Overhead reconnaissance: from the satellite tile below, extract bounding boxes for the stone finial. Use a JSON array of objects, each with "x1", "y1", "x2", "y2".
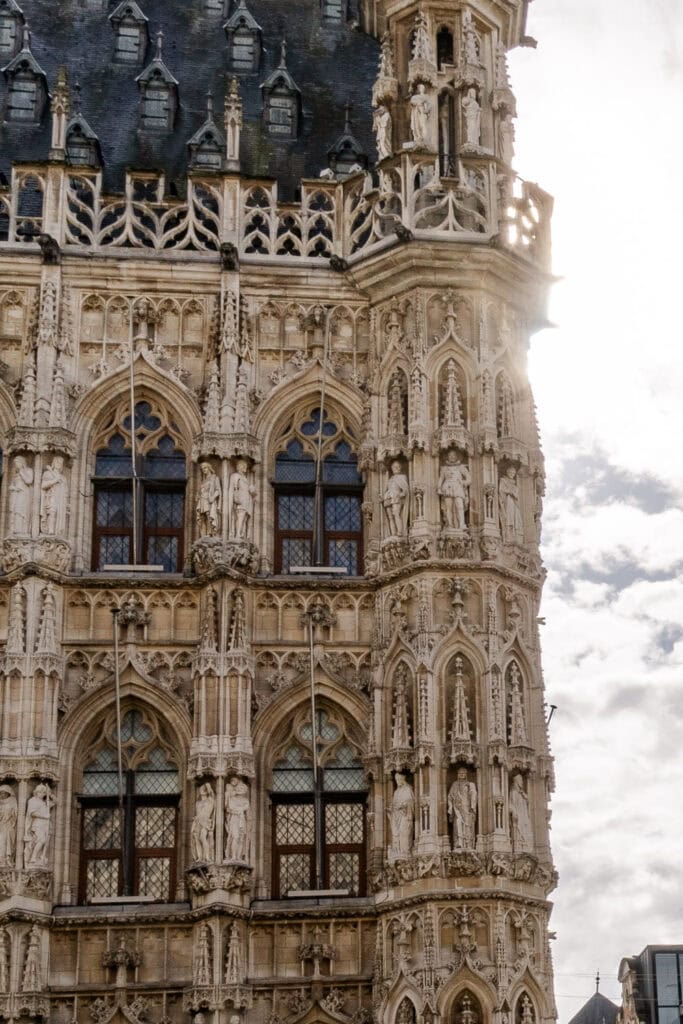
[
  {"x1": 224, "y1": 75, "x2": 242, "y2": 171},
  {"x1": 49, "y1": 67, "x2": 70, "y2": 159}
]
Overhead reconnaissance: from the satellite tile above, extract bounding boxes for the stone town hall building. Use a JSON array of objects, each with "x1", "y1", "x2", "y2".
[{"x1": 0, "y1": 0, "x2": 557, "y2": 1023}]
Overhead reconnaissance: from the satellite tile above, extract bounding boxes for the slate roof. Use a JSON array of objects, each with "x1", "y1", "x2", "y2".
[
  {"x1": 568, "y1": 992, "x2": 620, "y2": 1024},
  {"x1": 0, "y1": 0, "x2": 379, "y2": 199}
]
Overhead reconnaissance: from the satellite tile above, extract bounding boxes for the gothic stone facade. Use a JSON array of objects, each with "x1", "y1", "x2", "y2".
[{"x1": 0, "y1": 2, "x2": 557, "y2": 1024}]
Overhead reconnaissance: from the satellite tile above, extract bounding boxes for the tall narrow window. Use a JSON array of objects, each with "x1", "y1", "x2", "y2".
[
  {"x1": 436, "y1": 26, "x2": 454, "y2": 68},
  {"x1": 438, "y1": 91, "x2": 456, "y2": 176},
  {"x1": 273, "y1": 409, "x2": 364, "y2": 575},
  {"x1": 79, "y1": 708, "x2": 180, "y2": 903},
  {"x1": 92, "y1": 401, "x2": 186, "y2": 572},
  {"x1": 271, "y1": 709, "x2": 367, "y2": 898}
]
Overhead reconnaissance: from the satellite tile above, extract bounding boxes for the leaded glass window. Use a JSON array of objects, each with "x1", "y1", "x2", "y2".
[
  {"x1": 271, "y1": 710, "x2": 366, "y2": 898},
  {"x1": 92, "y1": 401, "x2": 186, "y2": 571},
  {"x1": 273, "y1": 411, "x2": 363, "y2": 574},
  {"x1": 79, "y1": 709, "x2": 179, "y2": 904}
]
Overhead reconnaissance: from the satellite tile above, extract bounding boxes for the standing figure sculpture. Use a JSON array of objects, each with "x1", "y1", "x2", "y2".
[
  {"x1": 191, "y1": 782, "x2": 216, "y2": 863},
  {"x1": 227, "y1": 459, "x2": 256, "y2": 541},
  {"x1": 447, "y1": 768, "x2": 477, "y2": 851},
  {"x1": 462, "y1": 88, "x2": 481, "y2": 148},
  {"x1": 196, "y1": 463, "x2": 222, "y2": 538},
  {"x1": 382, "y1": 460, "x2": 409, "y2": 538},
  {"x1": 388, "y1": 771, "x2": 415, "y2": 861},
  {"x1": 438, "y1": 451, "x2": 471, "y2": 530},
  {"x1": 39, "y1": 456, "x2": 67, "y2": 535},
  {"x1": 22, "y1": 925, "x2": 42, "y2": 992},
  {"x1": 410, "y1": 83, "x2": 431, "y2": 148},
  {"x1": 23, "y1": 782, "x2": 54, "y2": 868},
  {"x1": 8, "y1": 457, "x2": 33, "y2": 535},
  {"x1": 498, "y1": 465, "x2": 523, "y2": 542},
  {"x1": 373, "y1": 104, "x2": 393, "y2": 161},
  {"x1": 0, "y1": 785, "x2": 17, "y2": 866},
  {"x1": 509, "y1": 773, "x2": 533, "y2": 852},
  {"x1": 224, "y1": 776, "x2": 250, "y2": 863}
]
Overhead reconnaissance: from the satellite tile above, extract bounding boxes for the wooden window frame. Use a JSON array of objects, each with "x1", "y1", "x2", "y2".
[
  {"x1": 92, "y1": 478, "x2": 185, "y2": 572},
  {"x1": 274, "y1": 483, "x2": 363, "y2": 574}
]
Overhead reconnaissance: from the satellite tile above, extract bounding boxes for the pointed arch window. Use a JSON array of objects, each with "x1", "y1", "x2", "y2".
[
  {"x1": 92, "y1": 400, "x2": 186, "y2": 572},
  {"x1": 78, "y1": 709, "x2": 180, "y2": 903},
  {"x1": 273, "y1": 408, "x2": 364, "y2": 575},
  {"x1": 271, "y1": 708, "x2": 367, "y2": 898}
]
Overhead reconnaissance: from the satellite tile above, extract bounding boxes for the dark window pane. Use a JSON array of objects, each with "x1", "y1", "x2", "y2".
[
  {"x1": 146, "y1": 536, "x2": 178, "y2": 572},
  {"x1": 135, "y1": 806, "x2": 176, "y2": 848},
  {"x1": 143, "y1": 435, "x2": 186, "y2": 480},
  {"x1": 301, "y1": 409, "x2": 337, "y2": 437},
  {"x1": 322, "y1": 441, "x2": 362, "y2": 484},
  {"x1": 323, "y1": 766, "x2": 366, "y2": 791},
  {"x1": 86, "y1": 859, "x2": 120, "y2": 900},
  {"x1": 275, "y1": 803, "x2": 315, "y2": 845},
  {"x1": 656, "y1": 955, "x2": 679, "y2": 1006},
  {"x1": 95, "y1": 434, "x2": 132, "y2": 477},
  {"x1": 83, "y1": 807, "x2": 121, "y2": 850},
  {"x1": 120, "y1": 710, "x2": 153, "y2": 742},
  {"x1": 137, "y1": 856, "x2": 170, "y2": 899},
  {"x1": 144, "y1": 490, "x2": 184, "y2": 527},
  {"x1": 278, "y1": 494, "x2": 314, "y2": 530},
  {"x1": 99, "y1": 535, "x2": 132, "y2": 567},
  {"x1": 123, "y1": 401, "x2": 161, "y2": 433},
  {"x1": 325, "y1": 494, "x2": 361, "y2": 531},
  {"x1": 275, "y1": 440, "x2": 315, "y2": 483},
  {"x1": 282, "y1": 538, "x2": 311, "y2": 571},
  {"x1": 328, "y1": 851, "x2": 359, "y2": 892},
  {"x1": 96, "y1": 489, "x2": 133, "y2": 527},
  {"x1": 327, "y1": 539, "x2": 357, "y2": 575}
]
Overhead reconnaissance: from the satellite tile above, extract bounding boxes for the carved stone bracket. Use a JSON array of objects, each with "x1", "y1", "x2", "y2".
[
  {"x1": 496, "y1": 437, "x2": 528, "y2": 466},
  {"x1": 192, "y1": 537, "x2": 259, "y2": 574},
  {"x1": 4, "y1": 426, "x2": 78, "y2": 458},
  {"x1": 192, "y1": 431, "x2": 260, "y2": 464},
  {"x1": 380, "y1": 538, "x2": 410, "y2": 572},
  {"x1": 184, "y1": 984, "x2": 253, "y2": 1013},
  {"x1": 452, "y1": 65, "x2": 486, "y2": 90},
  {"x1": 384, "y1": 748, "x2": 417, "y2": 775},
  {"x1": 438, "y1": 531, "x2": 474, "y2": 561},
  {"x1": 1, "y1": 537, "x2": 72, "y2": 572},
  {"x1": 0, "y1": 867, "x2": 52, "y2": 899},
  {"x1": 0, "y1": 756, "x2": 59, "y2": 781},
  {"x1": 376, "y1": 435, "x2": 410, "y2": 462},
  {"x1": 187, "y1": 748, "x2": 255, "y2": 780},
  {"x1": 431, "y1": 427, "x2": 474, "y2": 456},
  {"x1": 186, "y1": 862, "x2": 253, "y2": 895}
]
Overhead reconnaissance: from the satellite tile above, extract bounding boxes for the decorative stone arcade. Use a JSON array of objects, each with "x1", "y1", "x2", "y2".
[{"x1": 0, "y1": 2, "x2": 556, "y2": 1024}]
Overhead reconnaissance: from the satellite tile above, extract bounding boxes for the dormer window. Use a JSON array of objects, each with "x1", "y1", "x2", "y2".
[
  {"x1": 188, "y1": 93, "x2": 224, "y2": 171},
  {"x1": 66, "y1": 123, "x2": 100, "y2": 167},
  {"x1": 321, "y1": 0, "x2": 346, "y2": 21},
  {"x1": 224, "y1": 0, "x2": 261, "y2": 73},
  {"x1": 136, "y1": 32, "x2": 178, "y2": 132},
  {"x1": 2, "y1": 41, "x2": 48, "y2": 125},
  {"x1": 261, "y1": 41, "x2": 300, "y2": 140},
  {"x1": 109, "y1": 1, "x2": 149, "y2": 65},
  {"x1": 0, "y1": 0, "x2": 23, "y2": 60}
]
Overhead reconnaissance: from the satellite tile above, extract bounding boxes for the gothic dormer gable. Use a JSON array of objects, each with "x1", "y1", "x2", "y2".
[
  {"x1": 65, "y1": 115, "x2": 101, "y2": 168},
  {"x1": 188, "y1": 92, "x2": 225, "y2": 171},
  {"x1": 261, "y1": 41, "x2": 300, "y2": 139},
  {"x1": 327, "y1": 104, "x2": 367, "y2": 176},
  {"x1": 0, "y1": 0, "x2": 24, "y2": 61},
  {"x1": 224, "y1": 0, "x2": 261, "y2": 72},
  {"x1": 109, "y1": 0, "x2": 149, "y2": 65},
  {"x1": 1, "y1": 28, "x2": 48, "y2": 124},
  {"x1": 136, "y1": 32, "x2": 178, "y2": 132}
]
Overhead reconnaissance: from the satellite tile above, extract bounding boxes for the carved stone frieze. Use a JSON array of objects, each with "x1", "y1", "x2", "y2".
[
  {"x1": 4, "y1": 426, "x2": 78, "y2": 458},
  {"x1": 0, "y1": 867, "x2": 52, "y2": 898},
  {"x1": 1, "y1": 537, "x2": 72, "y2": 572},
  {"x1": 192, "y1": 431, "x2": 260, "y2": 464},
  {"x1": 185, "y1": 862, "x2": 253, "y2": 894},
  {"x1": 192, "y1": 537, "x2": 259, "y2": 574}
]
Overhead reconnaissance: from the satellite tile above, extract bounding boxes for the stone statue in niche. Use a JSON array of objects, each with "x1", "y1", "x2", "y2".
[
  {"x1": 8, "y1": 456, "x2": 33, "y2": 535},
  {"x1": 388, "y1": 771, "x2": 415, "y2": 861},
  {"x1": 224, "y1": 776, "x2": 250, "y2": 863},
  {"x1": 410, "y1": 84, "x2": 431, "y2": 148},
  {"x1": 499, "y1": 113, "x2": 515, "y2": 166},
  {"x1": 191, "y1": 782, "x2": 216, "y2": 863},
  {"x1": 382, "y1": 460, "x2": 409, "y2": 538},
  {"x1": 194, "y1": 922, "x2": 212, "y2": 987},
  {"x1": 509, "y1": 773, "x2": 533, "y2": 852},
  {"x1": 0, "y1": 784, "x2": 17, "y2": 866},
  {"x1": 196, "y1": 463, "x2": 222, "y2": 538},
  {"x1": 498, "y1": 465, "x2": 523, "y2": 542},
  {"x1": 0, "y1": 928, "x2": 8, "y2": 994},
  {"x1": 39, "y1": 456, "x2": 67, "y2": 535},
  {"x1": 22, "y1": 925, "x2": 42, "y2": 992},
  {"x1": 447, "y1": 767, "x2": 477, "y2": 851},
  {"x1": 373, "y1": 104, "x2": 393, "y2": 161},
  {"x1": 438, "y1": 450, "x2": 471, "y2": 530},
  {"x1": 23, "y1": 782, "x2": 55, "y2": 868},
  {"x1": 462, "y1": 88, "x2": 481, "y2": 148},
  {"x1": 228, "y1": 459, "x2": 256, "y2": 541},
  {"x1": 462, "y1": 9, "x2": 480, "y2": 65}
]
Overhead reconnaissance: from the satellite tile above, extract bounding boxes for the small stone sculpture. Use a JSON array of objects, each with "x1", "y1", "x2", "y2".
[
  {"x1": 22, "y1": 925, "x2": 42, "y2": 992},
  {"x1": 196, "y1": 463, "x2": 222, "y2": 538},
  {"x1": 191, "y1": 782, "x2": 216, "y2": 863},
  {"x1": 23, "y1": 782, "x2": 54, "y2": 868},
  {"x1": 388, "y1": 771, "x2": 415, "y2": 861},
  {"x1": 498, "y1": 465, "x2": 523, "y2": 542},
  {"x1": 499, "y1": 112, "x2": 515, "y2": 166},
  {"x1": 410, "y1": 83, "x2": 431, "y2": 148},
  {"x1": 438, "y1": 451, "x2": 471, "y2": 530},
  {"x1": 462, "y1": 88, "x2": 481, "y2": 147},
  {"x1": 224, "y1": 776, "x2": 250, "y2": 863},
  {"x1": 382, "y1": 460, "x2": 409, "y2": 538},
  {"x1": 447, "y1": 768, "x2": 477, "y2": 851},
  {"x1": 227, "y1": 459, "x2": 256, "y2": 541},
  {"x1": 0, "y1": 785, "x2": 17, "y2": 866},
  {"x1": 509, "y1": 773, "x2": 533, "y2": 852},
  {"x1": 373, "y1": 104, "x2": 393, "y2": 161},
  {"x1": 8, "y1": 456, "x2": 33, "y2": 535},
  {"x1": 39, "y1": 456, "x2": 67, "y2": 535}
]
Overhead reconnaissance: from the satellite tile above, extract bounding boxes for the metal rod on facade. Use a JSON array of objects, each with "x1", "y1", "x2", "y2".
[
  {"x1": 308, "y1": 616, "x2": 324, "y2": 891},
  {"x1": 312, "y1": 310, "x2": 331, "y2": 566},
  {"x1": 128, "y1": 308, "x2": 138, "y2": 565},
  {"x1": 112, "y1": 608, "x2": 127, "y2": 894}
]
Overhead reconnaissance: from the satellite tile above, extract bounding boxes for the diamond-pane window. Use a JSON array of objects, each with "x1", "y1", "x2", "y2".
[
  {"x1": 83, "y1": 807, "x2": 121, "y2": 849},
  {"x1": 275, "y1": 803, "x2": 315, "y2": 845},
  {"x1": 138, "y1": 856, "x2": 170, "y2": 899},
  {"x1": 135, "y1": 806, "x2": 176, "y2": 847},
  {"x1": 86, "y1": 859, "x2": 120, "y2": 900},
  {"x1": 328, "y1": 852, "x2": 359, "y2": 891}
]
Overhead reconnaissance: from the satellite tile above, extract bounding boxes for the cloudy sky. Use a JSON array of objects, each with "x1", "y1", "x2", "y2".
[{"x1": 509, "y1": 1, "x2": 683, "y2": 1020}]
